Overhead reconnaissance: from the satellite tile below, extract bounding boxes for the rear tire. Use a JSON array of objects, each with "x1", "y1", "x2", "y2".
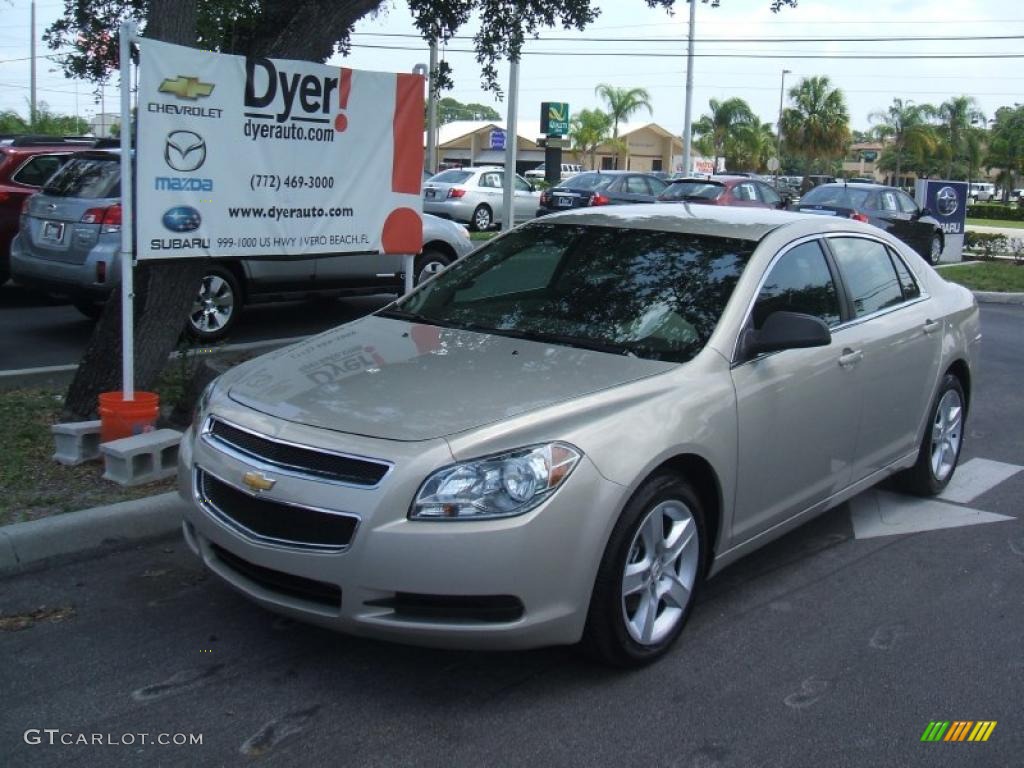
[
  {"x1": 581, "y1": 473, "x2": 706, "y2": 667},
  {"x1": 896, "y1": 373, "x2": 966, "y2": 496},
  {"x1": 470, "y1": 205, "x2": 493, "y2": 232},
  {"x1": 185, "y1": 265, "x2": 242, "y2": 343},
  {"x1": 927, "y1": 233, "x2": 943, "y2": 265}
]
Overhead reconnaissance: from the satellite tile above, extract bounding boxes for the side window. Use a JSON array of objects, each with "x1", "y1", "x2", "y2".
[
  {"x1": 829, "y1": 237, "x2": 905, "y2": 317},
  {"x1": 648, "y1": 177, "x2": 668, "y2": 195},
  {"x1": 879, "y1": 191, "x2": 899, "y2": 212},
  {"x1": 625, "y1": 176, "x2": 649, "y2": 194},
  {"x1": 752, "y1": 240, "x2": 842, "y2": 329},
  {"x1": 735, "y1": 183, "x2": 757, "y2": 201},
  {"x1": 12, "y1": 155, "x2": 67, "y2": 187},
  {"x1": 513, "y1": 175, "x2": 531, "y2": 192},
  {"x1": 889, "y1": 249, "x2": 921, "y2": 300},
  {"x1": 479, "y1": 172, "x2": 499, "y2": 188},
  {"x1": 896, "y1": 191, "x2": 919, "y2": 214},
  {"x1": 757, "y1": 182, "x2": 782, "y2": 206}
]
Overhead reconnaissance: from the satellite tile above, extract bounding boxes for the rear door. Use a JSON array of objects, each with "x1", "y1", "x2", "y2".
[{"x1": 894, "y1": 189, "x2": 933, "y2": 256}]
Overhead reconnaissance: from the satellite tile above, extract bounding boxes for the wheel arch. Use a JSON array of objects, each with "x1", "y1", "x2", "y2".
[
  {"x1": 421, "y1": 240, "x2": 457, "y2": 260},
  {"x1": 650, "y1": 453, "x2": 723, "y2": 574},
  {"x1": 946, "y1": 358, "x2": 971, "y2": 412}
]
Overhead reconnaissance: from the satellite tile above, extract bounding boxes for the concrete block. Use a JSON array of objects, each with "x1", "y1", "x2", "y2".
[
  {"x1": 102, "y1": 429, "x2": 182, "y2": 486},
  {"x1": 51, "y1": 420, "x2": 103, "y2": 465}
]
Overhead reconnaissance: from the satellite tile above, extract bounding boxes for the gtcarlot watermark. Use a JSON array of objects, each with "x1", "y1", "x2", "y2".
[{"x1": 24, "y1": 729, "x2": 203, "y2": 746}]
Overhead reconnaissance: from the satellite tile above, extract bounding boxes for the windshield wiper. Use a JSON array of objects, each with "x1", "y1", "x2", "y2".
[{"x1": 375, "y1": 307, "x2": 435, "y2": 324}]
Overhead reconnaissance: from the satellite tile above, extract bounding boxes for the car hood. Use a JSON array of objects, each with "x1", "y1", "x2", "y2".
[{"x1": 226, "y1": 315, "x2": 676, "y2": 441}]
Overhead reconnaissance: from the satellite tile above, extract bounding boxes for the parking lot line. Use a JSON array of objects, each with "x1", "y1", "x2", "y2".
[{"x1": 937, "y1": 458, "x2": 1024, "y2": 504}]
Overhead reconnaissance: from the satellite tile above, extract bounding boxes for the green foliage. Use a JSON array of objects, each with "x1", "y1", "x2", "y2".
[
  {"x1": 594, "y1": 84, "x2": 652, "y2": 138},
  {"x1": 693, "y1": 97, "x2": 755, "y2": 170},
  {"x1": 0, "y1": 102, "x2": 90, "y2": 137},
  {"x1": 986, "y1": 105, "x2": 1024, "y2": 198},
  {"x1": 869, "y1": 98, "x2": 937, "y2": 182},
  {"x1": 569, "y1": 108, "x2": 612, "y2": 169},
  {"x1": 435, "y1": 97, "x2": 501, "y2": 125},
  {"x1": 967, "y1": 203, "x2": 1024, "y2": 222},
  {"x1": 781, "y1": 76, "x2": 850, "y2": 173}
]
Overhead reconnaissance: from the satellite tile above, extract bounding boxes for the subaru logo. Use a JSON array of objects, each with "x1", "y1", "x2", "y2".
[
  {"x1": 936, "y1": 186, "x2": 958, "y2": 217},
  {"x1": 162, "y1": 206, "x2": 202, "y2": 233},
  {"x1": 165, "y1": 130, "x2": 206, "y2": 172}
]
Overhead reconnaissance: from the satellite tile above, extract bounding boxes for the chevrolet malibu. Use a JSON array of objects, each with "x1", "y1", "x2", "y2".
[{"x1": 179, "y1": 205, "x2": 980, "y2": 666}]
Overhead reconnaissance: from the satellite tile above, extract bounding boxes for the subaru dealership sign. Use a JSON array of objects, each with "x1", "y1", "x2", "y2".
[
  {"x1": 137, "y1": 39, "x2": 424, "y2": 260},
  {"x1": 916, "y1": 179, "x2": 968, "y2": 263}
]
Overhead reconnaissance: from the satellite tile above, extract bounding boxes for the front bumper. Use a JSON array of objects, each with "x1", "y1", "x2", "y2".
[{"x1": 177, "y1": 406, "x2": 623, "y2": 650}]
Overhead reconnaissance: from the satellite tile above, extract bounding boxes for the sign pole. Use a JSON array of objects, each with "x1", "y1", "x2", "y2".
[
  {"x1": 119, "y1": 21, "x2": 137, "y2": 400},
  {"x1": 502, "y1": 57, "x2": 520, "y2": 232}
]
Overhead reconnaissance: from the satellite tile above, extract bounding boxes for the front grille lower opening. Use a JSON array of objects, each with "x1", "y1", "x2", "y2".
[
  {"x1": 365, "y1": 593, "x2": 525, "y2": 624},
  {"x1": 210, "y1": 543, "x2": 342, "y2": 610}
]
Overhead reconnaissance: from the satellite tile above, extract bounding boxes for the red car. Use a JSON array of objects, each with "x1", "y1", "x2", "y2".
[
  {"x1": 658, "y1": 175, "x2": 789, "y2": 210},
  {"x1": 0, "y1": 137, "x2": 92, "y2": 284}
]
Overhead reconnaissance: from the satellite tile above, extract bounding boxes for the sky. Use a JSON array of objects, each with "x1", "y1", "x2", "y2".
[{"x1": 1, "y1": 0, "x2": 1020, "y2": 134}]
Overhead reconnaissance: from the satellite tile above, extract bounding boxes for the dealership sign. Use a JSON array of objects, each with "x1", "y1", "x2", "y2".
[
  {"x1": 137, "y1": 39, "x2": 424, "y2": 260},
  {"x1": 915, "y1": 179, "x2": 967, "y2": 263}
]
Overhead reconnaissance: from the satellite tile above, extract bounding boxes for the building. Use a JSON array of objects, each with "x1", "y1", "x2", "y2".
[
  {"x1": 591, "y1": 123, "x2": 683, "y2": 173},
  {"x1": 89, "y1": 112, "x2": 120, "y2": 138}
]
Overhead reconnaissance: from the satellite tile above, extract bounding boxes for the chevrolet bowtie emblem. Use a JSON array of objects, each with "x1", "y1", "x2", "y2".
[
  {"x1": 159, "y1": 76, "x2": 215, "y2": 100},
  {"x1": 242, "y1": 471, "x2": 276, "y2": 492}
]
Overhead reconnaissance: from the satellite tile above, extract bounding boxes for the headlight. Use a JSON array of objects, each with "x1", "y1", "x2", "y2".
[
  {"x1": 191, "y1": 380, "x2": 217, "y2": 434},
  {"x1": 410, "y1": 443, "x2": 581, "y2": 521}
]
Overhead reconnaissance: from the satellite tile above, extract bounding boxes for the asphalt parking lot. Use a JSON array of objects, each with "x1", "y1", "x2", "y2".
[{"x1": 1, "y1": 304, "x2": 1021, "y2": 768}]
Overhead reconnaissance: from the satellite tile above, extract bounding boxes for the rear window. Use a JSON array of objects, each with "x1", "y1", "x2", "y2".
[
  {"x1": 800, "y1": 185, "x2": 871, "y2": 209},
  {"x1": 430, "y1": 170, "x2": 472, "y2": 184},
  {"x1": 13, "y1": 154, "x2": 69, "y2": 187},
  {"x1": 563, "y1": 173, "x2": 614, "y2": 191},
  {"x1": 660, "y1": 181, "x2": 725, "y2": 201},
  {"x1": 42, "y1": 156, "x2": 120, "y2": 198}
]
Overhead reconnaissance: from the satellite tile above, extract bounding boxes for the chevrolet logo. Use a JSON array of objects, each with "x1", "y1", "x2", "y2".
[
  {"x1": 159, "y1": 76, "x2": 215, "y2": 100},
  {"x1": 242, "y1": 471, "x2": 276, "y2": 492}
]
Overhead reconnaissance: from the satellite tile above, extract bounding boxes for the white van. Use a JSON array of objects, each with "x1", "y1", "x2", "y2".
[
  {"x1": 968, "y1": 182, "x2": 995, "y2": 202},
  {"x1": 525, "y1": 163, "x2": 583, "y2": 181}
]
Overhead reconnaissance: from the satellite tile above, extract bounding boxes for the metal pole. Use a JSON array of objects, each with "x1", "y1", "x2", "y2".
[
  {"x1": 119, "y1": 22, "x2": 136, "y2": 400},
  {"x1": 30, "y1": 1, "x2": 36, "y2": 125},
  {"x1": 502, "y1": 57, "x2": 520, "y2": 232},
  {"x1": 775, "y1": 68, "x2": 790, "y2": 187},
  {"x1": 427, "y1": 37, "x2": 439, "y2": 174},
  {"x1": 681, "y1": 0, "x2": 697, "y2": 176}
]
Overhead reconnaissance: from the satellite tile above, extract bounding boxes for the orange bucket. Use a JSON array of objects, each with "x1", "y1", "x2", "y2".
[{"x1": 98, "y1": 391, "x2": 160, "y2": 443}]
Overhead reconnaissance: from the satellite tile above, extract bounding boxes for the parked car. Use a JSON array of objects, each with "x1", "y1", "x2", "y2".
[
  {"x1": 800, "y1": 174, "x2": 836, "y2": 196},
  {"x1": 525, "y1": 162, "x2": 583, "y2": 181},
  {"x1": 422, "y1": 167, "x2": 539, "y2": 231},
  {"x1": 968, "y1": 182, "x2": 995, "y2": 203},
  {"x1": 795, "y1": 182, "x2": 944, "y2": 264},
  {"x1": 536, "y1": 171, "x2": 668, "y2": 216},
  {"x1": 658, "y1": 175, "x2": 788, "y2": 209},
  {"x1": 179, "y1": 204, "x2": 978, "y2": 665},
  {"x1": 10, "y1": 150, "x2": 474, "y2": 340},
  {"x1": 0, "y1": 137, "x2": 94, "y2": 284}
]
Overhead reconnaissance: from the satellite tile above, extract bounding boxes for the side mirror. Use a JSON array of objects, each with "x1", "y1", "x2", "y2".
[{"x1": 740, "y1": 311, "x2": 831, "y2": 359}]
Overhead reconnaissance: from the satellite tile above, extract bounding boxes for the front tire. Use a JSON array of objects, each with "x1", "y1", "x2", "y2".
[
  {"x1": 582, "y1": 473, "x2": 706, "y2": 667},
  {"x1": 414, "y1": 249, "x2": 453, "y2": 285},
  {"x1": 896, "y1": 373, "x2": 965, "y2": 496},
  {"x1": 186, "y1": 265, "x2": 241, "y2": 342},
  {"x1": 470, "y1": 205, "x2": 493, "y2": 232},
  {"x1": 928, "y1": 233, "x2": 943, "y2": 265}
]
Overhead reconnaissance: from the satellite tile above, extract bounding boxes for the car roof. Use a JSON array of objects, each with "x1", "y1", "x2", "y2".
[
  {"x1": 811, "y1": 182, "x2": 887, "y2": 191},
  {"x1": 532, "y1": 202, "x2": 848, "y2": 242}
]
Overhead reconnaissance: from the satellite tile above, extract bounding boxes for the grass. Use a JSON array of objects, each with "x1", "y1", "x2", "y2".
[
  {"x1": 0, "y1": 388, "x2": 175, "y2": 526},
  {"x1": 939, "y1": 261, "x2": 1024, "y2": 292},
  {"x1": 967, "y1": 218, "x2": 1024, "y2": 230},
  {"x1": 470, "y1": 231, "x2": 498, "y2": 242}
]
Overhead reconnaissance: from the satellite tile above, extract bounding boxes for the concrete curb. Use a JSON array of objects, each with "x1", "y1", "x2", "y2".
[
  {"x1": 0, "y1": 492, "x2": 185, "y2": 573},
  {"x1": 973, "y1": 291, "x2": 1024, "y2": 305}
]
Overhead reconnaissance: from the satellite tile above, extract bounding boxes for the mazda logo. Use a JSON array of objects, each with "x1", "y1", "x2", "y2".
[
  {"x1": 936, "y1": 186, "x2": 958, "y2": 217},
  {"x1": 165, "y1": 130, "x2": 206, "y2": 172},
  {"x1": 162, "y1": 206, "x2": 202, "y2": 233}
]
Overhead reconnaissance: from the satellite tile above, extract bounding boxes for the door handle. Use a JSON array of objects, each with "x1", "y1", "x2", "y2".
[
  {"x1": 838, "y1": 348, "x2": 863, "y2": 369},
  {"x1": 923, "y1": 319, "x2": 940, "y2": 335}
]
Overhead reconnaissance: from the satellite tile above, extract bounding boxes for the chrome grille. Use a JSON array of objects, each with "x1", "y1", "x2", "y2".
[{"x1": 204, "y1": 418, "x2": 390, "y2": 487}]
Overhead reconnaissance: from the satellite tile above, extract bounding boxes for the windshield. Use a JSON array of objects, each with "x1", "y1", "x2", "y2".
[
  {"x1": 660, "y1": 181, "x2": 725, "y2": 201},
  {"x1": 383, "y1": 223, "x2": 754, "y2": 363},
  {"x1": 42, "y1": 155, "x2": 120, "y2": 198},
  {"x1": 800, "y1": 185, "x2": 871, "y2": 209},
  {"x1": 562, "y1": 173, "x2": 614, "y2": 191}
]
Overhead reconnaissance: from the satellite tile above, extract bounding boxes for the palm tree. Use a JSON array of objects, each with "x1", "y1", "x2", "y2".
[
  {"x1": 569, "y1": 108, "x2": 612, "y2": 170},
  {"x1": 594, "y1": 84, "x2": 653, "y2": 139},
  {"x1": 728, "y1": 117, "x2": 776, "y2": 172},
  {"x1": 780, "y1": 76, "x2": 850, "y2": 173},
  {"x1": 937, "y1": 96, "x2": 985, "y2": 179},
  {"x1": 869, "y1": 98, "x2": 936, "y2": 187},
  {"x1": 693, "y1": 97, "x2": 755, "y2": 172}
]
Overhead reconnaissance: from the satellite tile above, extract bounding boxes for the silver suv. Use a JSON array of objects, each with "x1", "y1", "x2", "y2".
[{"x1": 10, "y1": 150, "x2": 474, "y2": 340}]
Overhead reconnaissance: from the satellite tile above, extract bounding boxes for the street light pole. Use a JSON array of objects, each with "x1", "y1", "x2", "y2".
[
  {"x1": 681, "y1": 0, "x2": 697, "y2": 176},
  {"x1": 775, "y1": 68, "x2": 790, "y2": 187}
]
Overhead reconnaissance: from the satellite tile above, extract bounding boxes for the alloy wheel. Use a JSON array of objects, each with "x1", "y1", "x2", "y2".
[
  {"x1": 191, "y1": 274, "x2": 235, "y2": 334},
  {"x1": 930, "y1": 235, "x2": 942, "y2": 264},
  {"x1": 620, "y1": 500, "x2": 700, "y2": 646},
  {"x1": 930, "y1": 389, "x2": 963, "y2": 482}
]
